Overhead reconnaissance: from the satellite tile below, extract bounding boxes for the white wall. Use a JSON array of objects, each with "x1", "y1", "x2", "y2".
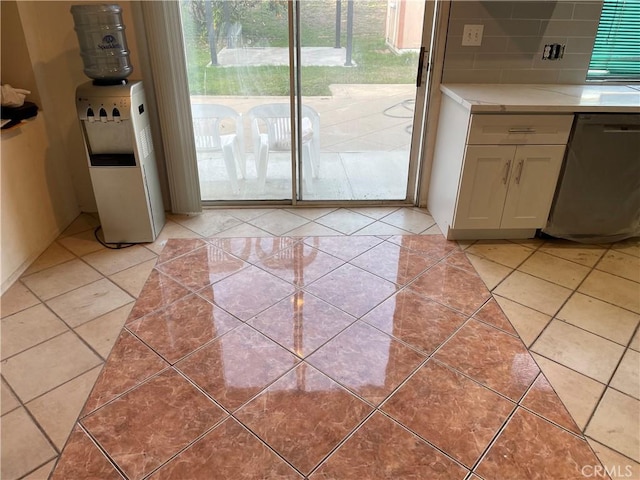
[{"x1": 442, "y1": 1, "x2": 603, "y2": 84}]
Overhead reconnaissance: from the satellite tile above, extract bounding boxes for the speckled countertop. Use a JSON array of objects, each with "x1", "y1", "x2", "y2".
[{"x1": 441, "y1": 84, "x2": 640, "y2": 113}]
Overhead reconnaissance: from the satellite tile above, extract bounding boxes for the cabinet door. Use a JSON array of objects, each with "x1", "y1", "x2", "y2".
[
  {"x1": 453, "y1": 145, "x2": 515, "y2": 229},
  {"x1": 500, "y1": 145, "x2": 565, "y2": 229}
]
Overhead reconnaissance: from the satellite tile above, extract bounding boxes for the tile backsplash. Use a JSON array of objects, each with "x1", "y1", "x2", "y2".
[{"x1": 443, "y1": 1, "x2": 603, "y2": 84}]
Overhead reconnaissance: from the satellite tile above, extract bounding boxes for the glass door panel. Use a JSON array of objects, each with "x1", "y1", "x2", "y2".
[
  {"x1": 298, "y1": 0, "x2": 430, "y2": 201},
  {"x1": 180, "y1": 0, "x2": 294, "y2": 201}
]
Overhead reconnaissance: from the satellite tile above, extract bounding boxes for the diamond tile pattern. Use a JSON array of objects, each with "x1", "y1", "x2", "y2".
[{"x1": 49, "y1": 235, "x2": 608, "y2": 478}]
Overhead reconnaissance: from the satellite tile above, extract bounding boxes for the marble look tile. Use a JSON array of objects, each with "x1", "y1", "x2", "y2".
[
  {"x1": 200, "y1": 266, "x2": 295, "y2": 321},
  {"x1": 463, "y1": 254, "x2": 513, "y2": 290},
  {"x1": 1, "y1": 379, "x2": 20, "y2": 415},
  {"x1": 494, "y1": 271, "x2": 572, "y2": 316},
  {"x1": 422, "y1": 224, "x2": 443, "y2": 235},
  {"x1": 235, "y1": 364, "x2": 372, "y2": 475},
  {"x1": 82, "y1": 330, "x2": 168, "y2": 415},
  {"x1": 177, "y1": 325, "x2": 299, "y2": 411},
  {"x1": 156, "y1": 245, "x2": 246, "y2": 291},
  {"x1": 82, "y1": 368, "x2": 226, "y2": 480},
  {"x1": 127, "y1": 270, "x2": 190, "y2": 322},
  {"x1": 1, "y1": 304, "x2": 68, "y2": 360},
  {"x1": 531, "y1": 354, "x2": 606, "y2": 431},
  {"x1": 248, "y1": 210, "x2": 309, "y2": 236},
  {"x1": 1, "y1": 331, "x2": 101, "y2": 402},
  {"x1": 307, "y1": 322, "x2": 425, "y2": 405},
  {"x1": 587, "y1": 389, "x2": 640, "y2": 462},
  {"x1": 23, "y1": 242, "x2": 75, "y2": 276},
  {"x1": 521, "y1": 374, "x2": 581, "y2": 434},
  {"x1": 75, "y1": 302, "x2": 133, "y2": 359},
  {"x1": 310, "y1": 412, "x2": 468, "y2": 480},
  {"x1": 579, "y1": 270, "x2": 640, "y2": 314},
  {"x1": 588, "y1": 438, "x2": 640, "y2": 480},
  {"x1": 315, "y1": 209, "x2": 374, "y2": 234},
  {"x1": 46, "y1": 278, "x2": 133, "y2": 328},
  {"x1": 209, "y1": 222, "x2": 273, "y2": 238},
  {"x1": 56, "y1": 229, "x2": 104, "y2": 256},
  {"x1": 596, "y1": 250, "x2": 640, "y2": 283},
  {"x1": 538, "y1": 240, "x2": 606, "y2": 267},
  {"x1": 494, "y1": 295, "x2": 551, "y2": 347},
  {"x1": 442, "y1": 250, "x2": 476, "y2": 275},
  {"x1": 382, "y1": 361, "x2": 514, "y2": 468},
  {"x1": 387, "y1": 234, "x2": 459, "y2": 260},
  {"x1": 50, "y1": 426, "x2": 122, "y2": 480},
  {"x1": 1, "y1": 408, "x2": 57, "y2": 480},
  {"x1": 435, "y1": 320, "x2": 539, "y2": 401},
  {"x1": 305, "y1": 236, "x2": 383, "y2": 261},
  {"x1": 611, "y1": 238, "x2": 640, "y2": 258},
  {"x1": 210, "y1": 237, "x2": 300, "y2": 264},
  {"x1": 82, "y1": 245, "x2": 157, "y2": 276},
  {"x1": 473, "y1": 297, "x2": 518, "y2": 335},
  {"x1": 350, "y1": 242, "x2": 438, "y2": 285},
  {"x1": 212, "y1": 208, "x2": 274, "y2": 222},
  {"x1": 610, "y1": 349, "x2": 640, "y2": 399},
  {"x1": 256, "y1": 243, "x2": 343, "y2": 287},
  {"x1": 379, "y1": 208, "x2": 436, "y2": 234},
  {"x1": 249, "y1": 292, "x2": 355, "y2": 357},
  {"x1": 409, "y1": 263, "x2": 491, "y2": 316},
  {"x1": 465, "y1": 240, "x2": 534, "y2": 268},
  {"x1": 26, "y1": 366, "x2": 101, "y2": 449},
  {"x1": 21, "y1": 259, "x2": 102, "y2": 301},
  {"x1": 0, "y1": 282, "x2": 39, "y2": 318},
  {"x1": 150, "y1": 418, "x2": 301, "y2": 479},
  {"x1": 519, "y1": 251, "x2": 591, "y2": 289},
  {"x1": 532, "y1": 320, "x2": 625, "y2": 383},
  {"x1": 306, "y1": 264, "x2": 397, "y2": 318},
  {"x1": 156, "y1": 238, "x2": 207, "y2": 265},
  {"x1": 476, "y1": 408, "x2": 601, "y2": 480},
  {"x1": 363, "y1": 290, "x2": 466, "y2": 354},
  {"x1": 556, "y1": 293, "x2": 640, "y2": 346},
  {"x1": 109, "y1": 258, "x2": 158, "y2": 297},
  {"x1": 128, "y1": 294, "x2": 241, "y2": 364}
]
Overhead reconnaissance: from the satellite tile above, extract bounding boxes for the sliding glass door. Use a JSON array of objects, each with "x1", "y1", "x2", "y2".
[{"x1": 179, "y1": 0, "x2": 433, "y2": 203}]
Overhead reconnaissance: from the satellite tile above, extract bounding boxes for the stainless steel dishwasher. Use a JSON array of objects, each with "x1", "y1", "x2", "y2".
[{"x1": 544, "y1": 113, "x2": 640, "y2": 243}]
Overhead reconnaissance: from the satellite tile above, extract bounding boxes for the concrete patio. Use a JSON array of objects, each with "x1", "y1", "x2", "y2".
[{"x1": 191, "y1": 84, "x2": 417, "y2": 201}]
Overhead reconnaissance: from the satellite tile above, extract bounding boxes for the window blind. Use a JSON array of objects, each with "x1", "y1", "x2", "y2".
[{"x1": 588, "y1": 0, "x2": 640, "y2": 80}]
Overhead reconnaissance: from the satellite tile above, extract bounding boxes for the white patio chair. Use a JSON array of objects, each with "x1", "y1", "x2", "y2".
[
  {"x1": 246, "y1": 103, "x2": 320, "y2": 190},
  {"x1": 191, "y1": 104, "x2": 245, "y2": 192}
]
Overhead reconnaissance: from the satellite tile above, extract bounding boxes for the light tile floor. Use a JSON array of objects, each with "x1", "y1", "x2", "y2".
[{"x1": 1, "y1": 207, "x2": 638, "y2": 479}]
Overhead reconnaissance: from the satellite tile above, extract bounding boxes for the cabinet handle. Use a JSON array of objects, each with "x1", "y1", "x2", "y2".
[
  {"x1": 502, "y1": 160, "x2": 511, "y2": 184},
  {"x1": 508, "y1": 127, "x2": 536, "y2": 134},
  {"x1": 515, "y1": 160, "x2": 524, "y2": 184}
]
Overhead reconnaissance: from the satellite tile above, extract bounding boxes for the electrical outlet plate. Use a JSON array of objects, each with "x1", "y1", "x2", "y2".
[{"x1": 462, "y1": 24, "x2": 484, "y2": 46}]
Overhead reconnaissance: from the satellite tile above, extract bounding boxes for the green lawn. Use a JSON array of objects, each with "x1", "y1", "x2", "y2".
[{"x1": 182, "y1": 0, "x2": 418, "y2": 96}]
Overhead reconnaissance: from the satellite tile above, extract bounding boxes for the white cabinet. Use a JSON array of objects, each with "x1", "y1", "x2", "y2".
[
  {"x1": 427, "y1": 94, "x2": 573, "y2": 239},
  {"x1": 454, "y1": 144, "x2": 566, "y2": 230}
]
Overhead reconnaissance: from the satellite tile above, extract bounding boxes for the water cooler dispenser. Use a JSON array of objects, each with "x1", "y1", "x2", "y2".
[
  {"x1": 72, "y1": 4, "x2": 164, "y2": 243},
  {"x1": 76, "y1": 81, "x2": 165, "y2": 243}
]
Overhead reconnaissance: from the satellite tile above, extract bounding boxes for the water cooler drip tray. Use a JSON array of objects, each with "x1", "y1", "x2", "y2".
[{"x1": 89, "y1": 153, "x2": 136, "y2": 167}]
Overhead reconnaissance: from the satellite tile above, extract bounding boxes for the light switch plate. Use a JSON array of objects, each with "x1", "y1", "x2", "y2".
[{"x1": 462, "y1": 24, "x2": 484, "y2": 46}]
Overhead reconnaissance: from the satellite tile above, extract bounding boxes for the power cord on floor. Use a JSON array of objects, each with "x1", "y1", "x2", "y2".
[
  {"x1": 383, "y1": 98, "x2": 415, "y2": 134},
  {"x1": 94, "y1": 226, "x2": 137, "y2": 249}
]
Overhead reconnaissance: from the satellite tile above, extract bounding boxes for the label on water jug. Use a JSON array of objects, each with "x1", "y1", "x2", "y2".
[{"x1": 98, "y1": 34, "x2": 122, "y2": 50}]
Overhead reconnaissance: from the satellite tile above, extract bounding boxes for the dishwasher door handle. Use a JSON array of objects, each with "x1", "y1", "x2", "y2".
[{"x1": 603, "y1": 125, "x2": 640, "y2": 133}]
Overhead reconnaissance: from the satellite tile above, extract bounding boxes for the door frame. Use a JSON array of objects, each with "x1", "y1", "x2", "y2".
[{"x1": 137, "y1": 0, "x2": 447, "y2": 211}]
